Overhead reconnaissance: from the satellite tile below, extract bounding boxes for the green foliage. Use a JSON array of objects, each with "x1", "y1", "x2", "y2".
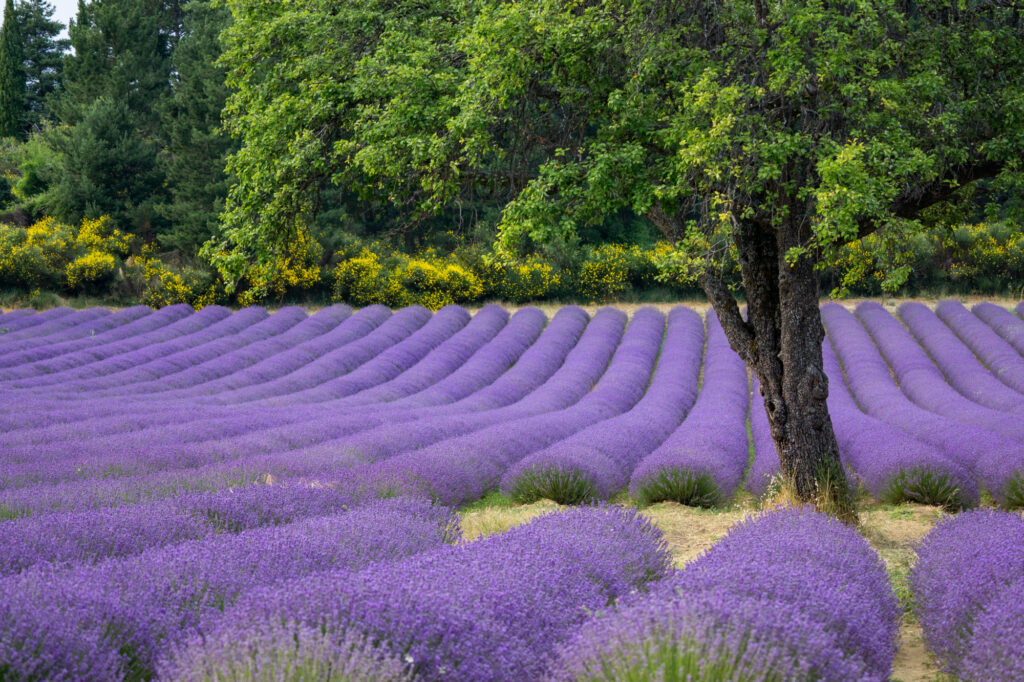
[
  {"x1": 155, "y1": 0, "x2": 235, "y2": 254},
  {"x1": 1002, "y1": 472, "x2": 1024, "y2": 511},
  {"x1": 43, "y1": 97, "x2": 163, "y2": 234},
  {"x1": 881, "y1": 467, "x2": 967, "y2": 511},
  {"x1": 506, "y1": 467, "x2": 597, "y2": 506},
  {"x1": 14, "y1": 0, "x2": 68, "y2": 134},
  {"x1": 0, "y1": 0, "x2": 25, "y2": 138}
]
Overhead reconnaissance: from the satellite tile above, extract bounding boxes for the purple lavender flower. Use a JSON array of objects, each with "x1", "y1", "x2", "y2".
[
  {"x1": 629, "y1": 310, "x2": 750, "y2": 506},
  {"x1": 0, "y1": 498, "x2": 458, "y2": 680},
  {"x1": 160, "y1": 622, "x2": 414, "y2": 682},
  {"x1": 551, "y1": 506, "x2": 899, "y2": 682},
  {"x1": 911, "y1": 509, "x2": 1024, "y2": 678},
  {"x1": 197, "y1": 505, "x2": 671, "y2": 682},
  {"x1": 973, "y1": 301, "x2": 1024, "y2": 357}
]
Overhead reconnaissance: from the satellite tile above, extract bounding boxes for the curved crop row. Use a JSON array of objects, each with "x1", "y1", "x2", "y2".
[
  {"x1": 629, "y1": 310, "x2": 749, "y2": 506},
  {"x1": 899, "y1": 302, "x2": 1024, "y2": 414},
  {"x1": 365, "y1": 308, "x2": 665, "y2": 506},
  {"x1": 935, "y1": 300, "x2": 1024, "y2": 395},
  {"x1": 823, "y1": 341, "x2": 977, "y2": 507},
  {"x1": 550, "y1": 507, "x2": 899, "y2": 681},
  {"x1": 167, "y1": 505, "x2": 672, "y2": 682},
  {"x1": 500, "y1": 306, "x2": 704, "y2": 504},
  {"x1": 972, "y1": 301, "x2": 1024, "y2": 357},
  {"x1": 0, "y1": 498, "x2": 458, "y2": 681}
]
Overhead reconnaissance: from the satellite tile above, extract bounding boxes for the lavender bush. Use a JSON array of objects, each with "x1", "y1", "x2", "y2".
[
  {"x1": 911, "y1": 509, "x2": 1024, "y2": 678},
  {"x1": 551, "y1": 507, "x2": 900, "y2": 681}
]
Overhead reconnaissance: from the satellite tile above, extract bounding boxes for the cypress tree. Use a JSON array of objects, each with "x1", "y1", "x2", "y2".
[
  {"x1": 15, "y1": 0, "x2": 68, "y2": 133},
  {"x1": 0, "y1": 0, "x2": 25, "y2": 138}
]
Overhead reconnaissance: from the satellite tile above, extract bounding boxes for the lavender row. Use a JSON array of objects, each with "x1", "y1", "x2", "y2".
[
  {"x1": 501, "y1": 306, "x2": 705, "y2": 504},
  {"x1": 0, "y1": 308, "x2": 584, "y2": 517},
  {"x1": 0, "y1": 307, "x2": 122, "y2": 356},
  {"x1": 364, "y1": 307, "x2": 665, "y2": 506},
  {"x1": 0, "y1": 306, "x2": 158, "y2": 359},
  {"x1": 745, "y1": 377, "x2": 777, "y2": 497},
  {"x1": 0, "y1": 306, "x2": 507, "y2": 486},
  {"x1": 551, "y1": 507, "x2": 900, "y2": 681},
  {"x1": 0, "y1": 306, "x2": 77, "y2": 340},
  {"x1": 822, "y1": 340, "x2": 977, "y2": 507},
  {"x1": 0, "y1": 307, "x2": 484, "y2": 487},
  {"x1": 856, "y1": 302, "x2": 1024, "y2": 504},
  {"x1": 0, "y1": 305, "x2": 388, "y2": 438},
  {"x1": 629, "y1": 310, "x2": 750, "y2": 506},
  {"x1": 935, "y1": 300, "x2": 1024, "y2": 395},
  {"x1": 911, "y1": 510, "x2": 1024, "y2": 680},
  {"x1": 166, "y1": 505, "x2": 672, "y2": 682},
  {"x1": 281, "y1": 306, "x2": 594, "y2": 470},
  {"x1": 899, "y1": 302, "x2": 1024, "y2": 414},
  {"x1": 0, "y1": 497, "x2": 459, "y2": 681},
  {"x1": 0, "y1": 304, "x2": 258, "y2": 386},
  {"x1": 0, "y1": 479, "x2": 379, "y2": 574},
  {"x1": 972, "y1": 301, "x2": 1024, "y2": 357},
  {"x1": 823, "y1": 304, "x2": 1018, "y2": 505}
]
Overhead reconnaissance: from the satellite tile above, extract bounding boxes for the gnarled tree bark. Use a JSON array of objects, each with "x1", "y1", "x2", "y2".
[{"x1": 698, "y1": 219, "x2": 855, "y2": 520}]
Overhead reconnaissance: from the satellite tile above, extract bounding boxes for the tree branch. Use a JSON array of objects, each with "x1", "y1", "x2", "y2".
[
  {"x1": 698, "y1": 265, "x2": 754, "y2": 364},
  {"x1": 856, "y1": 159, "x2": 1005, "y2": 239}
]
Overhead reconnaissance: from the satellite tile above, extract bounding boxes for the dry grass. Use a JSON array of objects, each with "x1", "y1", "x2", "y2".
[{"x1": 459, "y1": 498, "x2": 951, "y2": 682}]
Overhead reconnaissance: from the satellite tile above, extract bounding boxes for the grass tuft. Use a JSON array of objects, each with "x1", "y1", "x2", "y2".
[
  {"x1": 882, "y1": 468, "x2": 965, "y2": 510},
  {"x1": 506, "y1": 468, "x2": 597, "y2": 505},
  {"x1": 1002, "y1": 472, "x2": 1024, "y2": 510},
  {"x1": 633, "y1": 469, "x2": 722, "y2": 508}
]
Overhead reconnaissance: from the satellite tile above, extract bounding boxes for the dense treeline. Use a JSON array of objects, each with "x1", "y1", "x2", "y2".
[{"x1": 0, "y1": 0, "x2": 1020, "y2": 309}]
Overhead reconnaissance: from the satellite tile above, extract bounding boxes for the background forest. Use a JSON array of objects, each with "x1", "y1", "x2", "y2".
[{"x1": 0, "y1": 0, "x2": 1020, "y2": 310}]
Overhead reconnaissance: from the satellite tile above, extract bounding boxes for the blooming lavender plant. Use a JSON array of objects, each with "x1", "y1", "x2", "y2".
[
  {"x1": 973, "y1": 301, "x2": 1024, "y2": 357},
  {"x1": 501, "y1": 306, "x2": 704, "y2": 503},
  {"x1": 936, "y1": 299, "x2": 1024, "y2": 395},
  {"x1": 186, "y1": 505, "x2": 672, "y2": 682},
  {"x1": 899, "y1": 302, "x2": 1024, "y2": 414},
  {"x1": 550, "y1": 506, "x2": 899, "y2": 682},
  {"x1": 161, "y1": 622, "x2": 415, "y2": 682},
  {"x1": 629, "y1": 310, "x2": 750, "y2": 506},
  {"x1": 0, "y1": 498, "x2": 458, "y2": 681},
  {"x1": 911, "y1": 509, "x2": 1024, "y2": 678}
]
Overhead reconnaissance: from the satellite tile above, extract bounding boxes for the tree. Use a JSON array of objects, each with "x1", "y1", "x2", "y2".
[
  {"x1": 47, "y1": 0, "x2": 185, "y2": 235},
  {"x1": 155, "y1": 0, "x2": 235, "y2": 254},
  {"x1": 0, "y1": 0, "x2": 24, "y2": 138},
  {"x1": 474, "y1": 0, "x2": 1022, "y2": 517},
  {"x1": 15, "y1": 0, "x2": 69, "y2": 133},
  {"x1": 209, "y1": 0, "x2": 1024, "y2": 517},
  {"x1": 44, "y1": 96, "x2": 163, "y2": 234}
]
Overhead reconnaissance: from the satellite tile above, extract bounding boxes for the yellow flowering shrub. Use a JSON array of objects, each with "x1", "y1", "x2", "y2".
[
  {"x1": 333, "y1": 248, "x2": 483, "y2": 310},
  {"x1": 482, "y1": 256, "x2": 561, "y2": 303},
  {"x1": 397, "y1": 256, "x2": 484, "y2": 310},
  {"x1": 135, "y1": 245, "x2": 223, "y2": 309},
  {"x1": 238, "y1": 226, "x2": 323, "y2": 306},
  {"x1": 65, "y1": 251, "x2": 116, "y2": 290},
  {"x1": 0, "y1": 216, "x2": 132, "y2": 292},
  {"x1": 575, "y1": 244, "x2": 631, "y2": 301},
  {"x1": 332, "y1": 249, "x2": 408, "y2": 308}
]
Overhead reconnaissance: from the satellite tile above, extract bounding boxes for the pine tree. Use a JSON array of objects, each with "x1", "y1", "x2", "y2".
[
  {"x1": 15, "y1": 0, "x2": 68, "y2": 133},
  {"x1": 156, "y1": 0, "x2": 235, "y2": 254},
  {"x1": 0, "y1": 0, "x2": 25, "y2": 138},
  {"x1": 46, "y1": 0, "x2": 185, "y2": 233}
]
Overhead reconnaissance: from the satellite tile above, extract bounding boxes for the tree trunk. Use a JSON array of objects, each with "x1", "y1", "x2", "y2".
[{"x1": 700, "y1": 220, "x2": 856, "y2": 521}]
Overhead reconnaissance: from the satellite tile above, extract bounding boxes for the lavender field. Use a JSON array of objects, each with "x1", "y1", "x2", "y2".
[{"x1": 1, "y1": 300, "x2": 1023, "y2": 680}]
